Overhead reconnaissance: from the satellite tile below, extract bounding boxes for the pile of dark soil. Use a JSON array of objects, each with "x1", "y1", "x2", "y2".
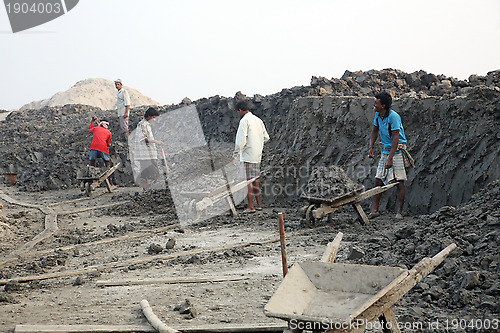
[
  {"x1": 0, "y1": 69, "x2": 498, "y2": 215},
  {"x1": 302, "y1": 165, "x2": 364, "y2": 200},
  {"x1": 339, "y1": 180, "x2": 500, "y2": 327}
]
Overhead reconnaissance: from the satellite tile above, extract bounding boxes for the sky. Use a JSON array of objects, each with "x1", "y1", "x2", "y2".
[{"x1": 0, "y1": 0, "x2": 499, "y2": 110}]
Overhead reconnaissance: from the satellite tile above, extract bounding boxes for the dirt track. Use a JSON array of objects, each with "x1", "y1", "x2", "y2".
[{"x1": 1, "y1": 179, "x2": 498, "y2": 332}]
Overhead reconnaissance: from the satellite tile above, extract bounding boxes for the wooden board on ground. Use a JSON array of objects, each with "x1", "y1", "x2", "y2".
[{"x1": 15, "y1": 323, "x2": 287, "y2": 333}]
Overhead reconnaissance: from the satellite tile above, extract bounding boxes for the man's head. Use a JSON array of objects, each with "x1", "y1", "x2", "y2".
[
  {"x1": 99, "y1": 121, "x2": 109, "y2": 129},
  {"x1": 144, "y1": 107, "x2": 159, "y2": 120},
  {"x1": 235, "y1": 101, "x2": 251, "y2": 118},
  {"x1": 114, "y1": 79, "x2": 123, "y2": 91},
  {"x1": 374, "y1": 91, "x2": 392, "y2": 113}
]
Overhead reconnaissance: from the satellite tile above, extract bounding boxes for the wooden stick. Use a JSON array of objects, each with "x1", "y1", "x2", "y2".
[
  {"x1": 96, "y1": 275, "x2": 249, "y2": 286},
  {"x1": 140, "y1": 299, "x2": 179, "y2": 333},
  {"x1": 278, "y1": 212, "x2": 288, "y2": 277},
  {"x1": 320, "y1": 232, "x2": 343, "y2": 263}
]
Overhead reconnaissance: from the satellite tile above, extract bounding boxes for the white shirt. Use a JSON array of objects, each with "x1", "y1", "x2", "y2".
[
  {"x1": 233, "y1": 112, "x2": 270, "y2": 163},
  {"x1": 116, "y1": 88, "x2": 131, "y2": 117}
]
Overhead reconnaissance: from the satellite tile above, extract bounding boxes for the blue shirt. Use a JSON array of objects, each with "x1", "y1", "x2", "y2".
[{"x1": 373, "y1": 110, "x2": 407, "y2": 154}]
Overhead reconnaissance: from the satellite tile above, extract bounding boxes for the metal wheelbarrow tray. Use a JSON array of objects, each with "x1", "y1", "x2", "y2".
[
  {"x1": 265, "y1": 241, "x2": 457, "y2": 332},
  {"x1": 77, "y1": 162, "x2": 120, "y2": 197}
]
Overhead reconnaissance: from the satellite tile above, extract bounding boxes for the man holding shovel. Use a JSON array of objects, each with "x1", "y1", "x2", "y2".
[
  {"x1": 368, "y1": 91, "x2": 408, "y2": 219},
  {"x1": 133, "y1": 107, "x2": 165, "y2": 190}
]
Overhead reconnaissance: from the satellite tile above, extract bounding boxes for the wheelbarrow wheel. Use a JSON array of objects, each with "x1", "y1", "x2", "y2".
[
  {"x1": 305, "y1": 204, "x2": 317, "y2": 228},
  {"x1": 84, "y1": 182, "x2": 92, "y2": 197},
  {"x1": 328, "y1": 212, "x2": 334, "y2": 224}
]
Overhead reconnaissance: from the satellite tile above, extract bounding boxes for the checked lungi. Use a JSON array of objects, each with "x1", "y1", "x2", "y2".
[
  {"x1": 238, "y1": 162, "x2": 261, "y2": 181},
  {"x1": 375, "y1": 152, "x2": 407, "y2": 184}
]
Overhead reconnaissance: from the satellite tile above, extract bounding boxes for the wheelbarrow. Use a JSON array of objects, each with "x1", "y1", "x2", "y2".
[
  {"x1": 301, "y1": 183, "x2": 399, "y2": 227},
  {"x1": 265, "y1": 232, "x2": 457, "y2": 332},
  {"x1": 180, "y1": 177, "x2": 258, "y2": 220},
  {"x1": 77, "y1": 162, "x2": 121, "y2": 197}
]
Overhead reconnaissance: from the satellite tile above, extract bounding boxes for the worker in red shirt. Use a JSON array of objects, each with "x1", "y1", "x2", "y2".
[{"x1": 89, "y1": 116, "x2": 112, "y2": 167}]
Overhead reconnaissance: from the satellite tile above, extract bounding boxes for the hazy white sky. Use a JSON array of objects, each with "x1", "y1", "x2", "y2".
[{"x1": 0, "y1": 0, "x2": 499, "y2": 110}]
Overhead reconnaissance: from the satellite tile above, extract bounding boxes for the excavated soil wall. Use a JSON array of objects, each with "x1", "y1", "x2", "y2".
[{"x1": 0, "y1": 70, "x2": 498, "y2": 215}]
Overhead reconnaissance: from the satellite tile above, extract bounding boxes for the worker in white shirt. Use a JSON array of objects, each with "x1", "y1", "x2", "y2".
[
  {"x1": 114, "y1": 79, "x2": 131, "y2": 139},
  {"x1": 232, "y1": 101, "x2": 270, "y2": 213}
]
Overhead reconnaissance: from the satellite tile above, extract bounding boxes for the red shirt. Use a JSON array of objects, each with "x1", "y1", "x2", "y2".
[{"x1": 89, "y1": 122, "x2": 112, "y2": 155}]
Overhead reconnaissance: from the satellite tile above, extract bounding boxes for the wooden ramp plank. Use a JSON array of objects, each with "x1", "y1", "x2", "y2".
[
  {"x1": 15, "y1": 325, "x2": 156, "y2": 333},
  {"x1": 15, "y1": 323, "x2": 287, "y2": 333},
  {"x1": 96, "y1": 275, "x2": 249, "y2": 286}
]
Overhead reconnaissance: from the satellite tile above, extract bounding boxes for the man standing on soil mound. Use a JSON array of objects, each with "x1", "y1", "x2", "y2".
[
  {"x1": 114, "y1": 79, "x2": 131, "y2": 140},
  {"x1": 368, "y1": 91, "x2": 408, "y2": 219},
  {"x1": 232, "y1": 101, "x2": 270, "y2": 213}
]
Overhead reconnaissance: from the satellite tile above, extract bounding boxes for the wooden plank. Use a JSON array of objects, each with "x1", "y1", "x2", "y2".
[
  {"x1": 15, "y1": 325, "x2": 156, "y2": 333},
  {"x1": 141, "y1": 299, "x2": 179, "y2": 333},
  {"x1": 0, "y1": 227, "x2": 328, "y2": 285},
  {"x1": 47, "y1": 190, "x2": 109, "y2": 207},
  {"x1": 0, "y1": 225, "x2": 178, "y2": 268},
  {"x1": 15, "y1": 323, "x2": 287, "y2": 333},
  {"x1": 208, "y1": 180, "x2": 236, "y2": 197},
  {"x1": 105, "y1": 179, "x2": 112, "y2": 192},
  {"x1": 57, "y1": 201, "x2": 130, "y2": 216},
  {"x1": 352, "y1": 203, "x2": 369, "y2": 225},
  {"x1": 355, "y1": 183, "x2": 398, "y2": 202},
  {"x1": 226, "y1": 196, "x2": 238, "y2": 217},
  {"x1": 196, "y1": 178, "x2": 258, "y2": 211},
  {"x1": 344, "y1": 244, "x2": 457, "y2": 327},
  {"x1": 0, "y1": 190, "x2": 43, "y2": 210},
  {"x1": 96, "y1": 275, "x2": 249, "y2": 286},
  {"x1": 229, "y1": 177, "x2": 258, "y2": 194},
  {"x1": 92, "y1": 163, "x2": 121, "y2": 191},
  {"x1": 378, "y1": 307, "x2": 401, "y2": 333},
  {"x1": 320, "y1": 232, "x2": 343, "y2": 263},
  {"x1": 312, "y1": 204, "x2": 338, "y2": 219}
]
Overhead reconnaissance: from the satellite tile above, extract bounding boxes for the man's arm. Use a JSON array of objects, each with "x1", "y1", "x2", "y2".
[
  {"x1": 124, "y1": 90, "x2": 131, "y2": 118},
  {"x1": 233, "y1": 120, "x2": 248, "y2": 159},
  {"x1": 89, "y1": 121, "x2": 96, "y2": 133},
  {"x1": 368, "y1": 126, "x2": 379, "y2": 158},
  {"x1": 385, "y1": 131, "x2": 400, "y2": 169},
  {"x1": 262, "y1": 122, "x2": 270, "y2": 143}
]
